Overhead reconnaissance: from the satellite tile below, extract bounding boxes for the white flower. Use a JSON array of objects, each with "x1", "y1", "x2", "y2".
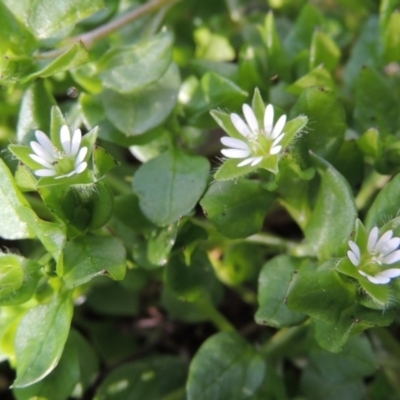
[
  {"x1": 220, "y1": 104, "x2": 286, "y2": 167},
  {"x1": 29, "y1": 125, "x2": 88, "y2": 179},
  {"x1": 347, "y1": 227, "x2": 400, "y2": 284}
]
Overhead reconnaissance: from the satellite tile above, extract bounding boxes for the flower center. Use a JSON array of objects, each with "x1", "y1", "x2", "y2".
[
  {"x1": 55, "y1": 153, "x2": 76, "y2": 175},
  {"x1": 249, "y1": 135, "x2": 273, "y2": 156}
]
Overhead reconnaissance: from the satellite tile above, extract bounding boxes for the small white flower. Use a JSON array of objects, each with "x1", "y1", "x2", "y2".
[
  {"x1": 221, "y1": 103, "x2": 286, "y2": 167},
  {"x1": 29, "y1": 125, "x2": 88, "y2": 179},
  {"x1": 347, "y1": 227, "x2": 400, "y2": 284}
]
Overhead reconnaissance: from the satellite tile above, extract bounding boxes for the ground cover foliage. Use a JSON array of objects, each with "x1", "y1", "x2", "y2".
[{"x1": 1, "y1": 0, "x2": 400, "y2": 399}]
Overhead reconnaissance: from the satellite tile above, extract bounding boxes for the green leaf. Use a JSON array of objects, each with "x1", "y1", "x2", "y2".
[
  {"x1": 259, "y1": 12, "x2": 290, "y2": 81},
  {"x1": 300, "y1": 335, "x2": 376, "y2": 399},
  {"x1": 200, "y1": 179, "x2": 274, "y2": 239},
  {"x1": 187, "y1": 332, "x2": 265, "y2": 400},
  {"x1": 291, "y1": 86, "x2": 346, "y2": 161},
  {"x1": 27, "y1": 0, "x2": 105, "y2": 40},
  {"x1": 98, "y1": 30, "x2": 173, "y2": 94},
  {"x1": 13, "y1": 294, "x2": 74, "y2": 387},
  {"x1": 14, "y1": 330, "x2": 80, "y2": 400},
  {"x1": 314, "y1": 305, "x2": 394, "y2": 353},
  {"x1": 186, "y1": 72, "x2": 248, "y2": 128},
  {"x1": 383, "y1": 10, "x2": 400, "y2": 63},
  {"x1": 255, "y1": 255, "x2": 307, "y2": 328},
  {"x1": 303, "y1": 153, "x2": 357, "y2": 260},
  {"x1": 309, "y1": 30, "x2": 341, "y2": 72},
  {"x1": 343, "y1": 17, "x2": 381, "y2": 88},
  {"x1": 165, "y1": 249, "x2": 218, "y2": 302},
  {"x1": 63, "y1": 235, "x2": 126, "y2": 288},
  {"x1": 353, "y1": 66, "x2": 399, "y2": 136},
  {"x1": 103, "y1": 63, "x2": 180, "y2": 136},
  {"x1": 0, "y1": 1, "x2": 35, "y2": 55},
  {"x1": 365, "y1": 173, "x2": 400, "y2": 231},
  {"x1": 16, "y1": 80, "x2": 56, "y2": 144},
  {"x1": 284, "y1": 4, "x2": 324, "y2": 58},
  {"x1": 286, "y1": 66, "x2": 336, "y2": 95},
  {"x1": 286, "y1": 267, "x2": 356, "y2": 324},
  {"x1": 94, "y1": 356, "x2": 187, "y2": 400},
  {"x1": 22, "y1": 42, "x2": 90, "y2": 83},
  {"x1": 0, "y1": 254, "x2": 41, "y2": 306},
  {"x1": 133, "y1": 149, "x2": 210, "y2": 226}
]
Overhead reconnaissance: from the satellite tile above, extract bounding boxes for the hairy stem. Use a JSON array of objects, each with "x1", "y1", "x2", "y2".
[{"x1": 36, "y1": 0, "x2": 180, "y2": 60}]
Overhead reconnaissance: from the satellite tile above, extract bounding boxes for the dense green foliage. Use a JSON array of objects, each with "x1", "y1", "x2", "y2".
[{"x1": 1, "y1": 0, "x2": 400, "y2": 399}]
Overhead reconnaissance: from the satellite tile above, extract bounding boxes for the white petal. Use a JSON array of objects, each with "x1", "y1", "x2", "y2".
[
  {"x1": 380, "y1": 237, "x2": 400, "y2": 256},
  {"x1": 382, "y1": 250, "x2": 400, "y2": 264},
  {"x1": 60, "y1": 125, "x2": 72, "y2": 155},
  {"x1": 221, "y1": 149, "x2": 250, "y2": 158},
  {"x1": 75, "y1": 147, "x2": 88, "y2": 164},
  {"x1": 230, "y1": 114, "x2": 252, "y2": 138},
  {"x1": 270, "y1": 145, "x2": 282, "y2": 155},
  {"x1": 35, "y1": 130, "x2": 55, "y2": 155},
  {"x1": 358, "y1": 270, "x2": 368, "y2": 277},
  {"x1": 367, "y1": 274, "x2": 390, "y2": 284},
  {"x1": 220, "y1": 136, "x2": 249, "y2": 150},
  {"x1": 272, "y1": 133, "x2": 284, "y2": 146},
  {"x1": 237, "y1": 158, "x2": 256, "y2": 167},
  {"x1": 271, "y1": 114, "x2": 287, "y2": 139},
  {"x1": 348, "y1": 250, "x2": 360, "y2": 266},
  {"x1": 75, "y1": 162, "x2": 87, "y2": 174},
  {"x1": 34, "y1": 168, "x2": 56, "y2": 177},
  {"x1": 29, "y1": 154, "x2": 54, "y2": 169},
  {"x1": 348, "y1": 241, "x2": 361, "y2": 261},
  {"x1": 250, "y1": 156, "x2": 263, "y2": 166},
  {"x1": 264, "y1": 104, "x2": 274, "y2": 135},
  {"x1": 242, "y1": 104, "x2": 259, "y2": 133},
  {"x1": 70, "y1": 129, "x2": 82, "y2": 156},
  {"x1": 375, "y1": 230, "x2": 394, "y2": 253},
  {"x1": 30, "y1": 141, "x2": 55, "y2": 163},
  {"x1": 376, "y1": 268, "x2": 400, "y2": 278},
  {"x1": 367, "y1": 227, "x2": 380, "y2": 252}
]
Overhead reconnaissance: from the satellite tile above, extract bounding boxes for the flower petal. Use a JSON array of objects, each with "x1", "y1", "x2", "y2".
[
  {"x1": 220, "y1": 136, "x2": 249, "y2": 150},
  {"x1": 382, "y1": 250, "x2": 400, "y2": 264},
  {"x1": 242, "y1": 104, "x2": 259, "y2": 134},
  {"x1": 270, "y1": 145, "x2": 282, "y2": 155},
  {"x1": 380, "y1": 237, "x2": 400, "y2": 256},
  {"x1": 30, "y1": 141, "x2": 55, "y2": 163},
  {"x1": 237, "y1": 158, "x2": 255, "y2": 167},
  {"x1": 271, "y1": 114, "x2": 286, "y2": 139},
  {"x1": 29, "y1": 154, "x2": 54, "y2": 169},
  {"x1": 367, "y1": 227, "x2": 380, "y2": 252},
  {"x1": 367, "y1": 274, "x2": 390, "y2": 284},
  {"x1": 348, "y1": 241, "x2": 361, "y2": 261},
  {"x1": 70, "y1": 129, "x2": 82, "y2": 156},
  {"x1": 221, "y1": 149, "x2": 250, "y2": 159},
  {"x1": 272, "y1": 133, "x2": 284, "y2": 147},
  {"x1": 60, "y1": 125, "x2": 72, "y2": 155},
  {"x1": 376, "y1": 268, "x2": 400, "y2": 278},
  {"x1": 34, "y1": 168, "x2": 57, "y2": 177},
  {"x1": 75, "y1": 147, "x2": 88, "y2": 165},
  {"x1": 250, "y1": 156, "x2": 263, "y2": 166},
  {"x1": 230, "y1": 114, "x2": 252, "y2": 138},
  {"x1": 347, "y1": 250, "x2": 360, "y2": 266},
  {"x1": 375, "y1": 230, "x2": 394, "y2": 253},
  {"x1": 264, "y1": 104, "x2": 274, "y2": 135},
  {"x1": 75, "y1": 162, "x2": 87, "y2": 174},
  {"x1": 35, "y1": 130, "x2": 55, "y2": 155}
]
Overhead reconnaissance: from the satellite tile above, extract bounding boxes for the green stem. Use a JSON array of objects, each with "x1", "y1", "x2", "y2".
[
  {"x1": 104, "y1": 174, "x2": 132, "y2": 195},
  {"x1": 161, "y1": 386, "x2": 186, "y2": 400},
  {"x1": 195, "y1": 297, "x2": 236, "y2": 332},
  {"x1": 35, "y1": 0, "x2": 181, "y2": 60},
  {"x1": 260, "y1": 321, "x2": 309, "y2": 358},
  {"x1": 355, "y1": 171, "x2": 391, "y2": 211}
]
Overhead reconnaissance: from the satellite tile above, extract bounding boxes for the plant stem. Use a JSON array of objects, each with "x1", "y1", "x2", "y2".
[
  {"x1": 35, "y1": 0, "x2": 180, "y2": 60},
  {"x1": 355, "y1": 170, "x2": 391, "y2": 211},
  {"x1": 195, "y1": 297, "x2": 236, "y2": 332},
  {"x1": 260, "y1": 321, "x2": 309, "y2": 358}
]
